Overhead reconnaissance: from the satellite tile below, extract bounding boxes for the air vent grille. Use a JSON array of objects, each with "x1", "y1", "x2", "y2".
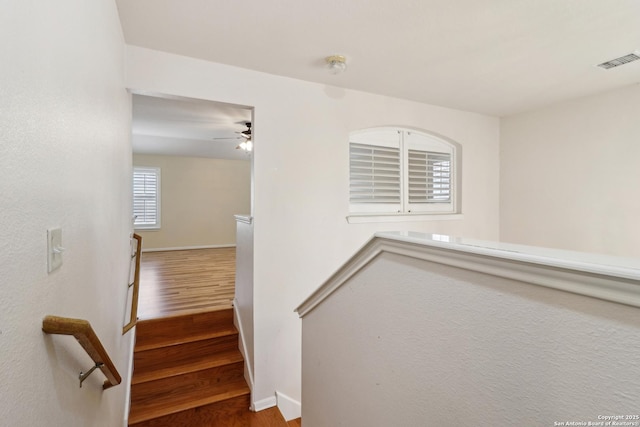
[{"x1": 597, "y1": 53, "x2": 640, "y2": 70}]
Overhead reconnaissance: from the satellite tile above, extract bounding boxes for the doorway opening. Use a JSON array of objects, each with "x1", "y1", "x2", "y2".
[{"x1": 129, "y1": 93, "x2": 254, "y2": 318}]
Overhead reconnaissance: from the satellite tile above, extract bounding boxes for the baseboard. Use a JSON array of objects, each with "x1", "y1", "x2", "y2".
[
  {"x1": 253, "y1": 395, "x2": 277, "y2": 412},
  {"x1": 276, "y1": 391, "x2": 301, "y2": 421},
  {"x1": 141, "y1": 244, "x2": 235, "y2": 253},
  {"x1": 232, "y1": 298, "x2": 255, "y2": 396}
]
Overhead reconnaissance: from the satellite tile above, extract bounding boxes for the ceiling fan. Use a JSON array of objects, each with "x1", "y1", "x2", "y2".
[
  {"x1": 212, "y1": 122, "x2": 251, "y2": 141},
  {"x1": 236, "y1": 122, "x2": 253, "y2": 151},
  {"x1": 237, "y1": 122, "x2": 251, "y2": 140},
  {"x1": 211, "y1": 122, "x2": 253, "y2": 152}
]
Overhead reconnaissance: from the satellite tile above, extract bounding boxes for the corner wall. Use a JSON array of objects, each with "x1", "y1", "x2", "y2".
[
  {"x1": 125, "y1": 46, "x2": 501, "y2": 416},
  {"x1": 500, "y1": 84, "x2": 640, "y2": 257},
  {"x1": 133, "y1": 154, "x2": 251, "y2": 250},
  {"x1": 0, "y1": 1, "x2": 133, "y2": 425}
]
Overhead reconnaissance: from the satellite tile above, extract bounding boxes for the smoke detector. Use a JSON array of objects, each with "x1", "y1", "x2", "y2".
[{"x1": 325, "y1": 55, "x2": 347, "y2": 74}]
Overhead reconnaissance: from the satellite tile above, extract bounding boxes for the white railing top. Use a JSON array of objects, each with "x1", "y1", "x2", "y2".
[
  {"x1": 296, "y1": 232, "x2": 640, "y2": 317},
  {"x1": 234, "y1": 214, "x2": 253, "y2": 224}
]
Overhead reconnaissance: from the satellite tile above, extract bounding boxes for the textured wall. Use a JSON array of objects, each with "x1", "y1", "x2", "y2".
[
  {"x1": 302, "y1": 252, "x2": 640, "y2": 426},
  {"x1": 133, "y1": 154, "x2": 251, "y2": 250},
  {"x1": 0, "y1": 1, "x2": 133, "y2": 425},
  {"x1": 500, "y1": 84, "x2": 640, "y2": 258}
]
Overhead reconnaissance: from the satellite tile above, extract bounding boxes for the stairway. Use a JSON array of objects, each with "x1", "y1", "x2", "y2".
[{"x1": 128, "y1": 308, "x2": 250, "y2": 426}]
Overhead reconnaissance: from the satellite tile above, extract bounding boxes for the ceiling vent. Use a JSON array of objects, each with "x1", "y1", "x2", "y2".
[{"x1": 596, "y1": 52, "x2": 640, "y2": 70}]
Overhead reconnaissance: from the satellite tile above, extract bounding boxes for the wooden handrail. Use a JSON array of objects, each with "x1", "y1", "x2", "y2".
[
  {"x1": 123, "y1": 233, "x2": 142, "y2": 334},
  {"x1": 42, "y1": 315, "x2": 122, "y2": 389}
]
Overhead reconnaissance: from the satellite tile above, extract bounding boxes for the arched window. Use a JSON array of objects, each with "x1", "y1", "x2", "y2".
[{"x1": 349, "y1": 127, "x2": 458, "y2": 215}]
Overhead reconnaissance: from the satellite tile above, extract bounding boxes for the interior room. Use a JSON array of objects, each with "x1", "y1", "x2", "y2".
[
  {"x1": 1, "y1": 1, "x2": 639, "y2": 426},
  {"x1": 131, "y1": 94, "x2": 252, "y2": 251}
]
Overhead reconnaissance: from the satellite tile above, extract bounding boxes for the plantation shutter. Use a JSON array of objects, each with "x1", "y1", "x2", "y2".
[
  {"x1": 349, "y1": 129, "x2": 402, "y2": 213},
  {"x1": 407, "y1": 150, "x2": 451, "y2": 203},
  {"x1": 348, "y1": 128, "x2": 456, "y2": 215},
  {"x1": 133, "y1": 168, "x2": 160, "y2": 228},
  {"x1": 349, "y1": 143, "x2": 401, "y2": 204}
]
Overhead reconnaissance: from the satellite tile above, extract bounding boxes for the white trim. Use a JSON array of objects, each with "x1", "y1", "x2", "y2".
[
  {"x1": 347, "y1": 213, "x2": 463, "y2": 224},
  {"x1": 296, "y1": 232, "x2": 640, "y2": 317},
  {"x1": 122, "y1": 326, "x2": 136, "y2": 427},
  {"x1": 232, "y1": 298, "x2": 255, "y2": 402},
  {"x1": 141, "y1": 244, "x2": 236, "y2": 253},
  {"x1": 276, "y1": 391, "x2": 301, "y2": 421},
  {"x1": 252, "y1": 395, "x2": 277, "y2": 412},
  {"x1": 234, "y1": 214, "x2": 253, "y2": 224}
]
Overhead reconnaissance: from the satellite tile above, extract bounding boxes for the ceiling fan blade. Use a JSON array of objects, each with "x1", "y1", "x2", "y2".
[{"x1": 212, "y1": 136, "x2": 242, "y2": 140}]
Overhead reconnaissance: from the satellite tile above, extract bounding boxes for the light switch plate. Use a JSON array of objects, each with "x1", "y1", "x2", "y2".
[{"x1": 47, "y1": 228, "x2": 63, "y2": 273}]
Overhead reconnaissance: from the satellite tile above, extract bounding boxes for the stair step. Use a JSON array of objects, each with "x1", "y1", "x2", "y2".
[
  {"x1": 134, "y1": 326, "x2": 238, "y2": 352},
  {"x1": 131, "y1": 362, "x2": 245, "y2": 404},
  {"x1": 128, "y1": 392, "x2": 250, "y2": 427},
  {"x1": 134, "y1": 333, "x2": 239, "y2": 374},
  {"x1": 131, "y1": 348, "x2": 244, "y2": 385},
  {"x1": 135, "y1": 308, "x2": 234, "y2": 350},
  {"x1": 129, "y1": 378, "x2": 250, "y2": 425}
]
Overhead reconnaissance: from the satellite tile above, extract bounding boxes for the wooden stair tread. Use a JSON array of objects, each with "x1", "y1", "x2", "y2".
[
  {"x1": 128, "y1": 380, "x2": 250, "y2": 425},
  {"x1": 137, "y1": 306, "x2": 232, "y2": 324},
  {"x1": 133, "y1": 334, "x2": 240, "y2": 375},
  {"x1": 131, "y1": 363, "x2": 244, "y2": 402},
  {"x1": 131, "y1": 348, "x2": 244, "y2": 384},
  {"x1": 135, "y1": 308, "x2": 234, "y2": 347},
  {"x1": 134, "y1": 326, "x2": 238, "y2": 352},
  {"x1": 128, "y1": 394, "x2": 251, "y2": 427}
]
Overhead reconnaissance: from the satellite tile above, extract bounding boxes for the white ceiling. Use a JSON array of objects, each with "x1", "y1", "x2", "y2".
[
  {"x1": 132, "y1": 94, "x2": 252, "y2": 160},
  {"x1": 117, "y1": 0, "x2": 640, "y2": 117}
]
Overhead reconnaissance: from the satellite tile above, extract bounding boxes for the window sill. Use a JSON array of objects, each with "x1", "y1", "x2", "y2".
[
  {"x1": 346, "y1": 213, "x2": 463, "y2": 224},
  {"x1": 134, "y1": 227, "x2": 161, "y2": 231}
]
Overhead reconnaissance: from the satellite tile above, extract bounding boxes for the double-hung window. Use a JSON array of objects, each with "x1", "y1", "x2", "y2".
[
  {"x1": 133, "y1": 167, "x2": 161, "y2": 229},
  {"x1": 349, "y1": 128, "x2": 456, "y2": 215}
]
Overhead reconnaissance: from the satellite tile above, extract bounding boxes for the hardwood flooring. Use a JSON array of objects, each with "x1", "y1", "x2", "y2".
[
  {"x1": 227, "y1": 407, "x2": 302, "y2": 426},
  {"x1": 138, "y1": 247, "x2": 236, "y2": 319}
]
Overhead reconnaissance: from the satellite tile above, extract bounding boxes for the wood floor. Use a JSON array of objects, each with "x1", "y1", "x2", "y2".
[
  {"x1": 136, "y1": 247, "x2": 302, "y2": 426},
  {"x1": 138, "y1": 247, "x2": 236, "y2": 319},
  {"x1": 225, "y1": 407, "x2": 301, "y2": 426}
]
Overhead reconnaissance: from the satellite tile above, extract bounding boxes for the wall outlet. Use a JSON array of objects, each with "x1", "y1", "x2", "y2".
[{"x1": 47, "y1": 228, "x2": 64, "y2": 273}]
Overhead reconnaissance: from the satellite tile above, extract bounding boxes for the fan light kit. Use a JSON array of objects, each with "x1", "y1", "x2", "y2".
[
  {"x1": 325, "y1": 55, "x2": 347, "y2": 74},
  {"x1": 237, "y1": 140, "x2": 253, "y2": 152}
]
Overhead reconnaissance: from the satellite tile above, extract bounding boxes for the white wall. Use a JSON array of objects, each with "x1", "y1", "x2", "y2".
[
  {"x1": 301, "y1": 251, "x2": 640, "y2": 426},
  {"x1": 0, "y1": 1, "x2": 132, "y2": 426},
  {"x1": 125, "y1": 46, "x2": 500, "y2": 414},
  {"x1": 133, "y1": 154, "x2": 251, "y2": 250},
  {"x1": 234, "y1": 217, "x2": 255, "y2": 397},
  {"x1": 500, "y1": 84, "x2": 640, "y2": 258}
]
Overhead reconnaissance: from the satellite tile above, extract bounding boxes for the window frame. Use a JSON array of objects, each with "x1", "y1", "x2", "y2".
[
  {"x1": 349, "y1": 127, "x2": 458, "y2": 217},
  {"x1": 133, "y1": 166, "x2": 161, "y2": 230}
]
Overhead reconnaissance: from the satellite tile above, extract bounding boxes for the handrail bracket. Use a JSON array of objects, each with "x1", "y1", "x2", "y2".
[{"x1": 79, "y1": 362, "x2": 104, "y2": 388}]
